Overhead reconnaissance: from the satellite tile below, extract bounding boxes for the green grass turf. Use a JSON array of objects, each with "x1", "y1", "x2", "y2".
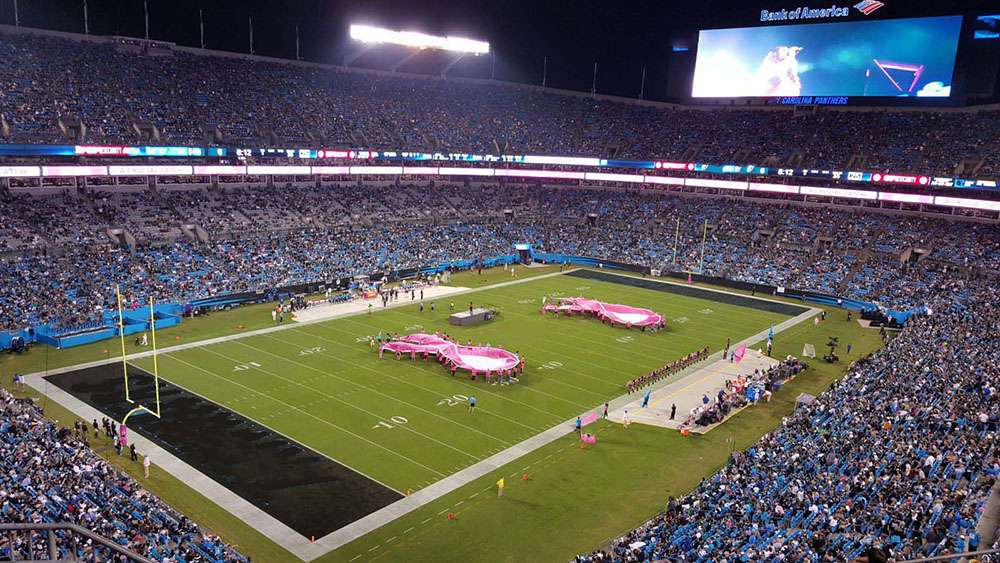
[
  {"x1": 128, "y1": 272, "x2": 790, "y2": 492},
  {"x1": 0, "y1": 267, "x2": 884, "y2": 562}
]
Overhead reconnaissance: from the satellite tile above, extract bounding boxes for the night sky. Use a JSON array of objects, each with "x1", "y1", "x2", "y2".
[{"x1": 1, "y1": 0, "x2": 993, "y2": 100}]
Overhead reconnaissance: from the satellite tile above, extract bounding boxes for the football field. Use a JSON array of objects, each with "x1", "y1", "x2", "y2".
[{"x1": 126, "y1": 271, "x2": 795, "y2": 495}]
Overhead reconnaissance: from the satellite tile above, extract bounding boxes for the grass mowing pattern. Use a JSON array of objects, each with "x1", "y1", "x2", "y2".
[{"x1": 129, "y1": 273, "x2": 790, "y2": 494}]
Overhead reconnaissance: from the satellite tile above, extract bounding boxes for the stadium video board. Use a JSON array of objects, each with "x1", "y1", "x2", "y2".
[{"x1": 691, "y1": 15, "x2": 963, "y2": 98}]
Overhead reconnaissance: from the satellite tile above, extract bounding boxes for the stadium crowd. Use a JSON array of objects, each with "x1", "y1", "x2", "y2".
[
  {"x1": 1, "y1": 33, "x2": 999, "y2": 178},
  {"x1": 1, "y1": 184, "x2": 994, "y2": 334},
  {"x1": 579, "y1": 289, "x2": 999, "y2": 562},
  {"x1": 684, "y1": 356, "x2": 807, "y2": 428},
  {"x1": 0, "y1": 388, "x2": 247, "y2": 562},
  {"x1": 0, "y1": 183, "x2": 993, "y2": 333}
]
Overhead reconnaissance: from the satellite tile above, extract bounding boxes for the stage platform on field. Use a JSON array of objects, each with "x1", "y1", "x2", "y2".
[
  {"x1": 610, "y1": 349, "x2": 779, "y2": 434},
  {"x1": 448, "y1": 307, "x2": 495, "y2": 326}
]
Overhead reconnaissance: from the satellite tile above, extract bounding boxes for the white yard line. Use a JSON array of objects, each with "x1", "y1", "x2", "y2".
[
  {"x1": 288, "y1": 325, "x2": 568, "y2": 426},
  {"x1": 164, "y1": 352, "x2": 448, "y2": 479},
  {"x1": 240, "y1": 334, "x2": 526, "y2": 441},
  {"x1": 198, "y1": 343, "x2": 489, "y2": 459},
  {"x1": 315, "y1": 317, "x2": 593, "y2": 410}
]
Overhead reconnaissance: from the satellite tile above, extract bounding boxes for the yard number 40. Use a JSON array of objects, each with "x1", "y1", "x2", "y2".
[{"x1": 372, "y1": 416, "x2": 409, "y2": 430}]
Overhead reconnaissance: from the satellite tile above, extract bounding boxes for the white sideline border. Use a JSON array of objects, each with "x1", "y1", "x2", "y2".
[{"x1": 23, "y1": 267, "x2": 821, "y2": 561}]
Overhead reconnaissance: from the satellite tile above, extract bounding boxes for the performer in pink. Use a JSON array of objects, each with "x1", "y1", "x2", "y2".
[
  {"x1": 380, "y1": 333, "x2": 521, "y2": 377},
  {"x1": 542, "y1": 297, "x2": 665, "y2": 330}
]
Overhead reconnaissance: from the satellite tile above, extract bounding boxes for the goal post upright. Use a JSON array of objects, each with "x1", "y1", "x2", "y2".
[
  {"x1": 149, "y1": 296, "x2": 161, "y2": 418},
  {"x1": 115, "y1": 291, "x2": 164, "y2": 426},
  {"x1": 116, "y1": 284, "x2": 133, "y2": 404},
  {"x1": 121, "y1": 298, "x2": 163, "y2": 425}
]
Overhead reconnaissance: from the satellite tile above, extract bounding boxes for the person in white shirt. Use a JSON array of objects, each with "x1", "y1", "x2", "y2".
[{"x1": 756, "y1": 46, "x2": 803, "y2": 96}]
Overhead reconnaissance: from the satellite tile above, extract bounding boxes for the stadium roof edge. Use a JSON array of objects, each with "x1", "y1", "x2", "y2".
[{"x1": 1, "y1": 24, "x2": 996, "y2": 114}]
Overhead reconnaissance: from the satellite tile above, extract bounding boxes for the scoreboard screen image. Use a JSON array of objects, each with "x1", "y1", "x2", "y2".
[{"x1": 691, "y1": 16, "x2": 963, "y2": 98}]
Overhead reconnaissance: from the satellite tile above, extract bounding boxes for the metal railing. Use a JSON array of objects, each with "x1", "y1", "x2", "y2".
[{"x1": 0, "y1": 523, "x2": 153, "y2": 563}]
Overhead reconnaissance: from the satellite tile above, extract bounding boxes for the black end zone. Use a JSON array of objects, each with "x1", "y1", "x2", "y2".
[
  {"x1": 45, "y1": 363, "x2": 402, "y2": 539},
  {"x1": 568, "y1": 270, "x2": 809, "y2": 317}
]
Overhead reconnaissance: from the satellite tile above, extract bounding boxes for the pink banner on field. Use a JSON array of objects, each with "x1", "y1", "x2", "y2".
[
  {"x1": 380, "y1": 333, "x2": 520, "y2": 374},
  {"x1": 732, "y1": 343, "x2": 748, "y2": 363},
  {"x1": 581, "y1": 412, "x2": 599, "y2": 426},
  {"x1": 542, "y1": 297, "x2": 664, "y2": 328}
]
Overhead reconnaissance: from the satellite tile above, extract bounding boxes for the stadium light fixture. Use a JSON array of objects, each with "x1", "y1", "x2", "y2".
[{"x1": 349, "y1": 24, "x2": 489, "y2": 54}]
